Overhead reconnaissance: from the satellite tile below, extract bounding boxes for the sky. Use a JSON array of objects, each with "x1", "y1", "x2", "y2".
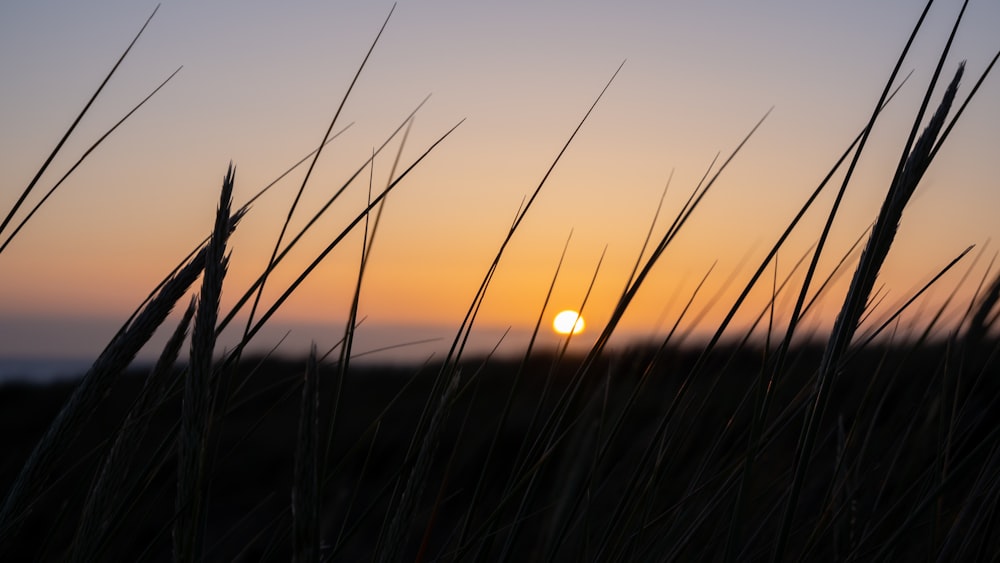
[{"x1": 1, "y1": 1, "x2": 998, "y2": 370}]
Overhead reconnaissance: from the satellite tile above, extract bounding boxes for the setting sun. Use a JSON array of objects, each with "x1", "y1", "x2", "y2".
[{"x1": 552, "y1": 310, "x2": 585, "y2": 335}]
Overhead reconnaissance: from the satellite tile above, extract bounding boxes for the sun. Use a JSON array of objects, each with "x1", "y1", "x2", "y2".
[{"x1": 553, "y1": 310, "x2": 585, "y2": 335}]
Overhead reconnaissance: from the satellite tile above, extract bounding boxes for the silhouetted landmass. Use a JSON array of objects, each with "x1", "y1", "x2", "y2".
[{"x1": 2, "y1": 340, "x2": 997, "y2": 560}]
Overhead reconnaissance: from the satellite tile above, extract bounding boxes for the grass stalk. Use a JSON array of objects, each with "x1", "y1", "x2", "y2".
[
  {"x1": 776, "y1": 61, "x2": 965, "y2": 560},
  {"x1": 0, "y1": 6, "x2": 159, "y2": 241},
  {"x1": 241, "y1": 4, "x2": 396, "y2": 344},
  {"x1": 292, "y1": 346, "x2": 320, "y2": 563},
  {"x1": 0, "y1": 66, "x2": 181, "y2": 254},
  {"x1": 174, "y1": 165, "x2": 235, "y2": 562}
]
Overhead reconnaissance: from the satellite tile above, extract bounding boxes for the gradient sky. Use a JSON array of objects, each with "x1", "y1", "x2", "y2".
[{"x1": 1, "y1": 1, "x2": 998, "y2": 365}]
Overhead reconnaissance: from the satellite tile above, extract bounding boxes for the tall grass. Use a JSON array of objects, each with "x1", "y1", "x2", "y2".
[{"x1": 2, "y1": 2, "x2": 1000, "y2": 561}]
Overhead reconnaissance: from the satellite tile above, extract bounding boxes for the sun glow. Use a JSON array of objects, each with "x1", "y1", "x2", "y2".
[{"x1": 553, "y1": 310, "x2": 585, "y2": 335}]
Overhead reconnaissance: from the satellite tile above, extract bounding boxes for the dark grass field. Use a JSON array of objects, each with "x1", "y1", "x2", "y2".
[{"x1": 2, "y1": 340, "x2": 997, "y2": 561}]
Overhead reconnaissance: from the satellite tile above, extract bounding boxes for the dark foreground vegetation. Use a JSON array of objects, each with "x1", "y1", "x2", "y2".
[
  {"x1": 2, "y1": 1, "x2": 999, "y2": 561},
  {"x1": 2, "y1": 341, "x2": 998, "y2": 561}
]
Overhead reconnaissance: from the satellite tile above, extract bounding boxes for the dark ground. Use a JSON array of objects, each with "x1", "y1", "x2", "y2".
[{"x1": 1, "y1": 341, "x2": 998, "y2": 561}]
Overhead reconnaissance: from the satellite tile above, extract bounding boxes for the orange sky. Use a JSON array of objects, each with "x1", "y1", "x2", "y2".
[{"x1": 1, "y1": 1, "x2": 998, "y2": 363}]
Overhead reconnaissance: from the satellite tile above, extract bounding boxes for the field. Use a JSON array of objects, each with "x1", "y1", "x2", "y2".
[
  {"x1": 2, "y1": 2, "x2": 1000, "y2": 561},
  {"x1": 2, "y1": 342, "x2": 996, "y2": 561}
]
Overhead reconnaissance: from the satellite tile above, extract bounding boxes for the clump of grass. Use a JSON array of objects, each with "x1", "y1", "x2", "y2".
[
  {"x1": 68, "y1": 296, "x2": 196, "y2": 562},
  {"x1": 774, "y1": 60, "x2": 966, "y2": 561},
  {"x1": 0, "y1": 206, "x2": 243, "y2": 547}
]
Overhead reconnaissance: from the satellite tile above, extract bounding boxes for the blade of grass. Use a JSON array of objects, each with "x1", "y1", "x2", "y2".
[
  {"x1": 241, "y1": 4, "x2": 396, "y2": 343},
  {"x1": 454, "y1": 230, "x2": 574, "y2": 558},
  {"x1": 442, "y1": 60, "x2": 626, "y2": 372},
  {"x1": 325, "y1": 118, "x2": 413, "y2": 470},
  {"x1": 226, "y1": 120, "x2": 463, "y2": 358},
  {"x1": 292, "y1": 346, "x2": 320, "y2": 563},
  {"x1": 0, "y1": 5, "x2": 159, "y2": 240},
  {"x1": 0, "y1": 66, "x2": 182, "y2": 254},
  {"x1": 215, "y1": 100, "x2": 426, "y2": 336}
]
